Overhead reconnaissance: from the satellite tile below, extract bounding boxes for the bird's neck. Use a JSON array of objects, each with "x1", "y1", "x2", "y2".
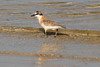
[{"x1": 37, "y1": 16, "x2": 46, "y2": 24}]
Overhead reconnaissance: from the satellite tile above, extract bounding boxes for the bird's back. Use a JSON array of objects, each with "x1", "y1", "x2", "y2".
[{"x1": 42, "y1": 19, "x2": 66, "y2": 29}]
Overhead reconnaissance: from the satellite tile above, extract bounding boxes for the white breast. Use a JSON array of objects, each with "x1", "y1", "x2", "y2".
[{"x1": 41, "y1": 23, "x2": 62, "y2": 30}]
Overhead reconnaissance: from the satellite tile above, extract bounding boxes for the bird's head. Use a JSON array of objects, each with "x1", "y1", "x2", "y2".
[{"x1": 31, "y1": 11, "x2": 43, "y2": 17}]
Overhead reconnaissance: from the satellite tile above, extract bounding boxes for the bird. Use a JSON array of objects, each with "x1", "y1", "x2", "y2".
[{"x1": 31, "y1": 11, "x2": 66, "y2": 37}]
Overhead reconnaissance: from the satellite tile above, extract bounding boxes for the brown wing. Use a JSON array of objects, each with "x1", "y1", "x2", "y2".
[
  {"x1": 42, "y1": 19, "x2": 66, "y2": 28},
  {"x1": 43, "y1": 19, "x2": 60, "y2": 26}
]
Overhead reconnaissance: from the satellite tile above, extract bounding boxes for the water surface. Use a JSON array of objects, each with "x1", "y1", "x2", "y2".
[{"x1": 0, "y1": 0, "x2": 100, "y2": 67}]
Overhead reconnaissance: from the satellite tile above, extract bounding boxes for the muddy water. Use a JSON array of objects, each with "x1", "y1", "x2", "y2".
[{"x1": 0, "y1": 0, "x2": 100, "y2": 67}]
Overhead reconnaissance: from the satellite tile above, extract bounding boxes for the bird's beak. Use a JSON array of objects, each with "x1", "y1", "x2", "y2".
[{"x1": 31, "y1": 14, "x2": 35, "y2": 17}]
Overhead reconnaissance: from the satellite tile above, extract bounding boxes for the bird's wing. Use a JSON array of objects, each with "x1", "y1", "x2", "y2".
[
  {"x1": 43, "y1": 19, "x2": 59, "y2": 26},
  {"x1": 43, "y1": 19, "x2": 66, "y2": 28}
]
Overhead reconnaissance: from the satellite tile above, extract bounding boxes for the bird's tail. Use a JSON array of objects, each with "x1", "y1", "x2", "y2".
[{"x1": 60, "y1": 25, "x2": 66, "y2": 29}]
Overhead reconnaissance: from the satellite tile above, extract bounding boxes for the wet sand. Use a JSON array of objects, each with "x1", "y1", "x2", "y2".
[{"x1": 0, "y1": 0, "x2": 100, "y2": 67}]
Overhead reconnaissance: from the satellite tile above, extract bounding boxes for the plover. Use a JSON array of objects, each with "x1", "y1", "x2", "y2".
[{"x1": 31, "y1": 11, "x2": 65, "y2": 36}]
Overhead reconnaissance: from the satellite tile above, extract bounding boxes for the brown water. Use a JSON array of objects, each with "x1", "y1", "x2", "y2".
[{"x1": 0, "y1": 0, "x2": 100, "y2": 67}]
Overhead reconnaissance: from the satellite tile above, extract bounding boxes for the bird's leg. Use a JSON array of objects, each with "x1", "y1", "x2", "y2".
[
  {"x1": 44, "y1": 29, "x2": 48, "y2": 37},
  {"x1": 54, "y1": 29, "x2": 58, "y2": 37}
]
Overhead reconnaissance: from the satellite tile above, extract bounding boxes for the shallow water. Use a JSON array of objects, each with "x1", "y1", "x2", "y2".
[
  {"x1": 0, "y1": 0, "x2": 100, "y2": 67},
  {"x1": 0, "y1": 0, "x2": 100, "y2": 30},
  {"x1": 0, "y1": 32, "x2": 100, "y2": 67}
]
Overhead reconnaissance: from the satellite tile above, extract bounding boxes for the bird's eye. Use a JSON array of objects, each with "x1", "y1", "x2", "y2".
[{"x1": 40, "y1": 13, "x2": 43, "y2": 15}]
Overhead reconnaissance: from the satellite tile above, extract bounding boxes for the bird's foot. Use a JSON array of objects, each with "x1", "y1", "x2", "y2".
[{"x1": 54, "y1": 35, "x2": 57, "y2": 38}]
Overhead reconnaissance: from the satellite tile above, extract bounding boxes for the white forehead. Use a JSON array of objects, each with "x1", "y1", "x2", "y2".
[{"x1": 34, "y1": 12, "x2": 37, "y2": 14}]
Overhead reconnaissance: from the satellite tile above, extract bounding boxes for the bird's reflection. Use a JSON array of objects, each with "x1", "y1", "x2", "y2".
[
  {"x1": 36, "y1": 42, "x2": 61, "y2": 66},
  {"x1": 40, "y1": 43, "x2": 59, "y2": 53}
]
